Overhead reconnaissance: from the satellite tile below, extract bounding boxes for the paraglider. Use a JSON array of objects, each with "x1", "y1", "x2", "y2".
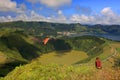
[
  {"x1": 32, "y1": 37, "x2": 50, "y2": 45},
  {"x1": 43, "y1": 37, "x2": 50, "y2": 45}
]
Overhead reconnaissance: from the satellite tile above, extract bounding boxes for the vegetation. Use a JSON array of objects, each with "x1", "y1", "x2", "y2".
[
  {"x1": 0, "y1": 21, "x2": 120, "y2": 37},
  {"x1": 0, "y1": 29, "x2": 106, "y2": 76},
  {"x1": 2, "y1": 42, "x2": 120, "y2": 80},
  {"x1": 117, "y1": 48, "x2": 120, "y2": 53},
  {"x1": 0, "y1": 29, "x2": 106, "y2": 77},
  {"x1": 2, "y1": 60, "x2": 120, "y2": 80},
  {"x1": 0, "y1": 27, "x2": 119, "y2": 79},
  {"x1": 37, "y1": 50, "x2": 88, "y2": 65}
]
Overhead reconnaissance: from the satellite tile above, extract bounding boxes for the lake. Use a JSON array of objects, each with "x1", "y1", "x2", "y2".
[{"x1": 70, "y1": 34, "x2": 120, "y2": 41}]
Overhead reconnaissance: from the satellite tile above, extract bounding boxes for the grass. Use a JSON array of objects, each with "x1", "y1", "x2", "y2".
[
  {"x1": 37, "y1": 50, "x2": 88, "y2": 65},
  {"x1": 89, "y1": 46, "x2": 111, "y2": 62},
  {"x1": 2, "y1": 60, "x2": 120, "y2": 80},
  {"x1": 0, "y1": 52, "x2": 7, "y2": 64},
  {"x1": 117, "y1": 48, "x2": 120, "y2": 53},
  {"x1": 3, "y1": 60, "x2": 94, "y2": 80}
]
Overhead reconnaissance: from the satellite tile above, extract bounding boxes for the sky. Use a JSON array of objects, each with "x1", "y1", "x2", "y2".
[{"x1": 0, "y1": 0, "x2": 120, "y2": 24}]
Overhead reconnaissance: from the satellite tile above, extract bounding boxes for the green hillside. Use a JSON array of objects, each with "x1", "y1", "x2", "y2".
[
  {"x1": 0, "y1": 29, "x2": 119, "y2": 78},
  {"x1": 0, "y1": 30, "x2": 42, "y2": 76},
  {"x1": 1, "y1": 40, "x2": 120, "y2": 80},
  {"x1": 0, "y1": 31, "x2": 105, "y2": 64},
  {"x1": 2, "y1": 57, "x2": 120, "y2": 80}
]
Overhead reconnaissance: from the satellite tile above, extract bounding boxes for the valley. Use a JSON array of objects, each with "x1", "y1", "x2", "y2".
[{"x1": 0, "y1": 22, "x2": 119, "y2": 80}]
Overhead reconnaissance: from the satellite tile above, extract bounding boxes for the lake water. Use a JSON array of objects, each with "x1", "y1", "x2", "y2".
[
  {"x1": 70, "y1": 34, "x2": 120, "y2": 41},
  {"x1": 98, "y1": 34, "x2": 120, "y2": 41}
]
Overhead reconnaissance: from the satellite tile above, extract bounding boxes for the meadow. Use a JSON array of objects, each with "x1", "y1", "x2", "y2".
[{"x1": 37, "y1": 50, "x2": 88, "y2": 65}]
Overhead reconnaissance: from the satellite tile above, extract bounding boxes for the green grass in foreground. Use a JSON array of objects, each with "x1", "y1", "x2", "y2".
[
  {"x1": 2, "y1": 60, "x2": 93, "y2": 80},
  {"x1": 2, "y1": 60, "x2": 120, "y2": 80}
]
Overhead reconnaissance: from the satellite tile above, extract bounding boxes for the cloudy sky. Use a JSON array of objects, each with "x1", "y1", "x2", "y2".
[{"x1": 0, "y1": 0, "x2": 120, "y2": 24}]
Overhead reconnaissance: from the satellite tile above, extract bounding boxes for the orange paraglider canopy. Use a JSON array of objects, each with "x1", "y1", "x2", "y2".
[{"x1": 43, "y1": 37, "x2": 50, "y2": 45}]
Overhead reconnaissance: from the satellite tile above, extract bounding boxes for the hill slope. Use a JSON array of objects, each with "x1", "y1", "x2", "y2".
[
  {"x1": 2, "y1": 41, "x2": 120, "y2": 80},
  {"x1": 2, "y1": 58, "x2": 120, "y2": 80},
  {"x1": 0, "y1": 30, "x2": 43, "y2": 76},
  {"x1": 0, "y1": 29, "x2": 115, "y2": 77}
]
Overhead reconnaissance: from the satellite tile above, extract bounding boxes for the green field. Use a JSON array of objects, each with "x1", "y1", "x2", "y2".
[{"x1": 37, "y1": 50, "x2": 88, "y2": 65}]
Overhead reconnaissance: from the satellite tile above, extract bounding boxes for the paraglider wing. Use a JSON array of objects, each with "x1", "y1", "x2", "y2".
[{"x1": 43, "y1": 37, "x2": 50, "y2": 45}]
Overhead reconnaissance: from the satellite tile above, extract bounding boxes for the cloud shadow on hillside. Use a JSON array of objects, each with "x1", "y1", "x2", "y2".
[
  {"x1": 1, "y1": 34, "x2": 41, "y2": 60},
  {"x1": 49, "y1": 39, "x2": 72, "y2": 56},
  {"x1": 0, "y1": 61, "x2": 26, "y2": 77}
]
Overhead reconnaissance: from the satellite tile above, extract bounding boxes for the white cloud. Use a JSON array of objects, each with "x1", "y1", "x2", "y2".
[
  {"x1": 0, "y1": 16, "x2": 7, "y2": 22},
  {"x1": 40, "y1": 0, "x2": 71, "y2": 7},
  {"x1": 0, "y1": 0, "x2": 17, "y2": 12},
  {"x1": 27, "y1": 0, "x2": 71, "y2": 7},
  {"x1": 100, "y1": 7, "x2": 120, "y2": 24},
  {"x1": 0, "y1": 7, "x2": 120, "y2": 25},
  {"x1": 69, "y1": 7, "x2": 120, "y2": 25},
  {"x1": 46, "y1": 16, "x2": 67, "y2": 23},
  {"x1": 0, "y1": 15, "x2": 13, "y2": 22},
  {"x1": 58, "y1": 10, "x2": 62, "y2": 15},
  {"x1": 28, "y1": 10, "x2": 67, "y2": 23},
  {"x1": 29, "y1": 11, "x2": 46, "y2": 21},
  {"x1": 12, "y1": 11, "x2": 46, "y2": 21},
  {"x1": 70, "y1": 14, "x2": 95, "y2": 24},
  {"x1": 101, "y1": 7, "x2": 116, "y2": 17},
  {"x1": 0, "y1": 10, "x2": 68, "y2": 23},
  {"x1": 0, "y1": 0, "x2": 25, "y2": 14}
]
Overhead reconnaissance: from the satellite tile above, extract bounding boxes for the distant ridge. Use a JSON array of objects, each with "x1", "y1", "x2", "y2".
[{"x1": 0, "y1": 21, "x2": 120, "y2": 38}]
